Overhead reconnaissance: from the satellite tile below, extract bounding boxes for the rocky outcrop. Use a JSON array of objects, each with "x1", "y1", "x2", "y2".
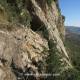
[
  {"x1": 28, "y1": 0, "x2": 72, "y2": 64},
  {"x1": 0, "y1": 0, "x2": 73, "y2": 80},
  {"x1": 57, "y1": 15, "x2": 65, "y2": 41},
  {"x1": 0, "y1": 23, "x2": 49, "y2": 80}
]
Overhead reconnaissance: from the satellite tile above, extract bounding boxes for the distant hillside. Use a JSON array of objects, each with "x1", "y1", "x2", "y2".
[
  {"x1": 66, "y1": 26, "x2": 80, "y2": 42},
  {"x1": 65, "y1": 26, "x2": 80, "y2": 71},
  {"x1": 65, "y1": 26, "x2": 80, "y2": 35}
]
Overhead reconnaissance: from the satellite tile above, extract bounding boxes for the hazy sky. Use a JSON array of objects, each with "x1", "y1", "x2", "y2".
[{"x1": 59, "y1": 0, "x2": 80, "y2": 27}]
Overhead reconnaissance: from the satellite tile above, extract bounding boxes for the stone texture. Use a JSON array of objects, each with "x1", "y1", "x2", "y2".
[
  {"x1": 0, "y1": 60, "x2": 16, "y2": 80},
  {"x1": 0, "y1": 23, "x2": 49, "y2": 80},
  {"x1": 0, "y1": 0, "x2": 73, "y2": 80},
  {"x1": 28, "y1": 0, "x2": 72, "y2": 67}
]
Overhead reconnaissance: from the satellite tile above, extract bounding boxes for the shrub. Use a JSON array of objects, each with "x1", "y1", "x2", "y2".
[
  {"x1": 47, "y1": 0, "x2": 54, "y2": 6},
  {"x1": 0, "y1": 0, "x2": 32, "y2": 26}
]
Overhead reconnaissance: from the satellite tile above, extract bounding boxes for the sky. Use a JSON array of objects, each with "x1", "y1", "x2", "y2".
[{"x1": 59, "y1": 0, "x2": 80, "y2": 27}]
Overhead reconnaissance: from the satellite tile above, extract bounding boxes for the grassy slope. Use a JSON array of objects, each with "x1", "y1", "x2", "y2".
[
  {"x1": 0, "y1": 0, "x2": 31, "y2": 26},
  {"x1": 65, "y1": 27, "x2": 80, "y2": 71}
]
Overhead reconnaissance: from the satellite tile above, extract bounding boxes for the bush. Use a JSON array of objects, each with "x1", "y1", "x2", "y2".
[
  {"x1": 47, "y1": 0, "x2": 54, "y2": 6},
  {"x1": 0, "y1": 0, "x2": 32, "y2": 26}
]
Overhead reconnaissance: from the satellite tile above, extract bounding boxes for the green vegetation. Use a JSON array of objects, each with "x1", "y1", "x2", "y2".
[
  {"x1": 46, "y1": 40, "x2": 62, "y2": 73},
  {"x1": 65, "y1": 35, "x2": 80, "y2": 71},
  {"x1": 47, "y1": 0, "x2": 54, "y2": 6},
  {"x1": 46, "y1": 37, "x2": 80, "y2": 80},
  {"x1": 65, "y1": 31, "x2": 80, "y2": 80},
  {"x1": 46, "y1": 0, "x2": 58, "y2": 6},
  {"x1": 0, "y1": 0, "x2": 31, "y2": 26}
]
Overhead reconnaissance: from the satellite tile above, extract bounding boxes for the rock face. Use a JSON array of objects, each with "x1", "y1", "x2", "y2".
[
  {"x1": 0, "y1": 0, "x2": 72, "y2": 80},
  {"x1": 57, "y1": 15, "x2": 65, "y2": 40},
  {"x1": 0, "y1": 24, "x2": 49, "y2": 80},
  {"x1": 29, "y1": 0, "x2": 67, "y2": 56}
]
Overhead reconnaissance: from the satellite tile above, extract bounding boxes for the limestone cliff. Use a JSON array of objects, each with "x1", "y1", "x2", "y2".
[{"x1": 0, "y1": 0, "x2": 73, "y2": 80}]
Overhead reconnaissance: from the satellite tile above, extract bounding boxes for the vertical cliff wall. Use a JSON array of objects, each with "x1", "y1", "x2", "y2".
[{"x1": 0, "y1": 0, "x2": 74, "y2": 80}]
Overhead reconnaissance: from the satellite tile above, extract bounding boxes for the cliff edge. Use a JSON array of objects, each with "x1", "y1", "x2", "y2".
[{"x1": 0, "y1": 0, "x2": 73, "y2": 80}]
